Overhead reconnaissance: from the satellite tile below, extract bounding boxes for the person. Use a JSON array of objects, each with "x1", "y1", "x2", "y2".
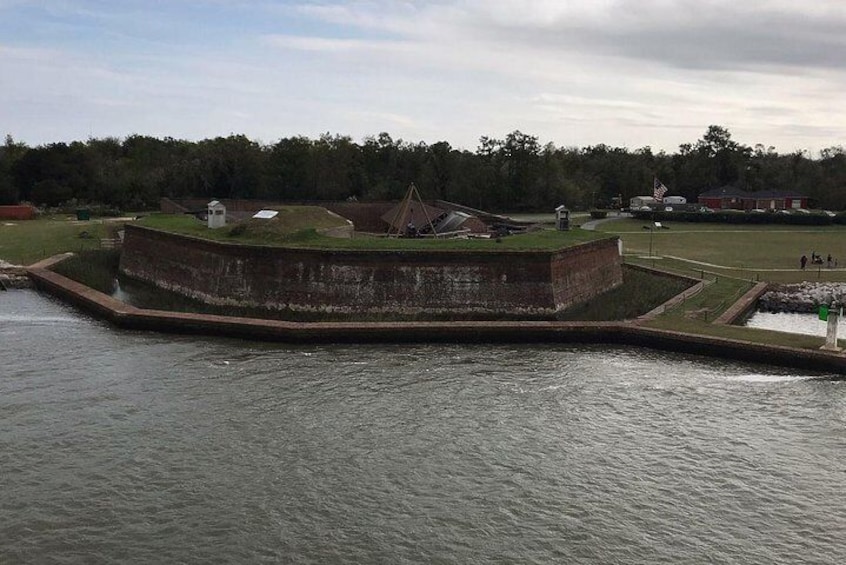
[
  {"x1": 800, "y1": 255, "x2": 807, "y2": 270},
  {"x1": 827, "y1": 254, "x2": 832, "y2": 268}
]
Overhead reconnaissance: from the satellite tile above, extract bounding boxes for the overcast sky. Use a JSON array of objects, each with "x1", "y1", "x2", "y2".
[{"x1": 3, "y1": 0, "x2": 846, "y2": 153}]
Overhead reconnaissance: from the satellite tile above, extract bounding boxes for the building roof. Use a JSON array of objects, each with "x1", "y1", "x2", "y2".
[
  {"x1": 698, "y1": 186, "x2": 808, "y2": 199},
  {"x1": 749, "y1": 189, "x2": 808, "y2": 199},
  {"x1": 381, "y1": 201, "x2": 446, "y2": 232},
  {"x1": 698, "y1": 186, "x2": 749, "y2": 199}
]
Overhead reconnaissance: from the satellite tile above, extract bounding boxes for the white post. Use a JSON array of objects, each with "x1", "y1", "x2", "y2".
[{"x1": 821, "y1": 304, "x2": 841, "y2": 351}]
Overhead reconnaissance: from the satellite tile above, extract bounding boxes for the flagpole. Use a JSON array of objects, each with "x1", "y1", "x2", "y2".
[{"x1": 649, "y1": 216, "x2": 655, "y2": 258}]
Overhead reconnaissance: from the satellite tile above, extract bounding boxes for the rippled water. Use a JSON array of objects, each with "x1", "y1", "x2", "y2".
[
  {"x1": 745, "y1": 311, "x2": 830, "y2": 338},
  {"x1": 2, "y1": 291, "x2": 844, "y2": 564}
]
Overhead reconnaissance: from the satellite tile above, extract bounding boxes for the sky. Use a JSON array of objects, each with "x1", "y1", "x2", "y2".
[{"x1": 2, "y1": 0, "x2": 846, "y2": 154}]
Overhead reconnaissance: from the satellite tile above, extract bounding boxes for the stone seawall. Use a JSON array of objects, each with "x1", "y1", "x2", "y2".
[
  {"x1": 26, "y1": 265, "x2": 846, "y2": 376},
  {"x1": 119, "y1": 225, "x2": 623, "y2": 317},
  {"x1": 758, "y1": 282, "x2": 846, "y2": 313}
]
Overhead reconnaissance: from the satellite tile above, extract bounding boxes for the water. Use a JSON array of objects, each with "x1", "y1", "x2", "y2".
[
  {"x1": 745, "y1": 311, "x2": 829, "y2": 337},
  {"x1": 1, "y1": 291, "x2": 844, "y2": 564}
]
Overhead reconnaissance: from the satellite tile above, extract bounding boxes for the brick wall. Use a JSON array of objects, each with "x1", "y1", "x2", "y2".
[
  {"x1": 0, "y1": 205, "x2": 36, "y2": 220},
  {"x1": 120, "y1": 225, "x2": 622, "y2": 316}
]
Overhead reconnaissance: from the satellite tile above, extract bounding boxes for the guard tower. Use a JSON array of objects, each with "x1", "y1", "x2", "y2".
[
  {"x1": 208, "y1": 200, "x2": 226, "y2": 229},
  {"x1": 555, "y1": 205, "x2": 570, "y2": 231}
]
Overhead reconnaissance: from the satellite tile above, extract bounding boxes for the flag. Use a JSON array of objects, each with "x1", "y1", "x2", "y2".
[{"x1": 653, "y1": 177, "x2": 668, "y2": 202}]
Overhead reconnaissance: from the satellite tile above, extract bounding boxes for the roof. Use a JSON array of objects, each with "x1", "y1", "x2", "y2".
[
  {"x1": 699, "y1": 186, "x2": 808, "y2": 199},
  {"x1": 749, "y1": 190, "x2": 808, "y2": 199},
  {"x1": 381, "y1": 201, "x2": 446, "y2": 231},
  {"x1": 207, "y1": 200, "x2": 223, "y2": 207},
  {"x1": 698, "y1": 186, "x2": 749, "y2": 199},
  {"x1": 436, "y1": 211, "x2": 473, "y2": 232}
]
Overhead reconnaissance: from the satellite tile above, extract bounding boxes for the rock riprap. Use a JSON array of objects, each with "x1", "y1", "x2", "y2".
[
  {"x1": 758, "y1": 282, "x2": 846, "y2": 313},
  {"x1": 0, "y1": 259, "x2": 31, "y2": 288}
]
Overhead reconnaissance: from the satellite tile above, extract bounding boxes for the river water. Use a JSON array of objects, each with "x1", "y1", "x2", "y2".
[
  {"x1": 744, "y1": 311, "x2": 829, "y2": 338},
  {"x1": 2, "y1": 290, "x2": 844, "y2": 564}
]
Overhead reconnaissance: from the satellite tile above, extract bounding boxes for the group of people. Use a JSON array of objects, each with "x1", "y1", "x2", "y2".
[{"x1": 800, "y1": 252, "x2": 837, "y2": 270}]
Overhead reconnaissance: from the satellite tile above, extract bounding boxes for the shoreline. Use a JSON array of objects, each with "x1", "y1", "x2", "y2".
[{"x1": 24, "y1": 257, "x2": 846, "y2": 377}]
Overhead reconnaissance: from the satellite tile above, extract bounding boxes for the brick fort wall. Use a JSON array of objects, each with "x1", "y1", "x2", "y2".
[{"x1": 119, "y1": 225, "x2": 622, "y2": 316}]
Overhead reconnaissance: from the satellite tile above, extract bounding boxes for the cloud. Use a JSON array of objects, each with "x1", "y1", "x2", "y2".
[
  {"x1": 292, "y1": 1, "x2": 846, "y2": 73},
  {"x1": 3, "y1": 1, "x2": 846, "y2": 153}
]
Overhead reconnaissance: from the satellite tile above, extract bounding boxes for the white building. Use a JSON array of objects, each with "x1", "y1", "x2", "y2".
[
  {"x1": 629, "y1": 196, "x2": 657, "y2": 209},
  {"x1": 207, "y1": 200, "x2": 226, "y2": 229}
]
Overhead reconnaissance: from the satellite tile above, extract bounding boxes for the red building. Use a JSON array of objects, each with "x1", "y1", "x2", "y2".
[
  {"x1": 0, "y1": 205, "x2": 36, "y2": 220},
  {"x1": 698, "y1": 186, "x2": 809, "y2": 211}
]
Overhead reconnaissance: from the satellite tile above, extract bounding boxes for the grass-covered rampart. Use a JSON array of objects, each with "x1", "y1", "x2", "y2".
[{"x1": 138, "y1": 213, "x2": 608, "y2": 250}]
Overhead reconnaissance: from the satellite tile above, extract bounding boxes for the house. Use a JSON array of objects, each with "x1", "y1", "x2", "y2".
[
  {"x1": 698, "y1": 186, "x2": 809, "y2": 211},
  {"x1": 748, "y1": 190, "x2": 809, "y2": 211}
]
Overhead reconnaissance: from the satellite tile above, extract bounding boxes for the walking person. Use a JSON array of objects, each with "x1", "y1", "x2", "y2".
[{"x1": 800, "y1": 255, "x2": 807, "y2": 270}]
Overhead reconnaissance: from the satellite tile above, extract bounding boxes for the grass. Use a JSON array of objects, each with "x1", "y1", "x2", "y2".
[
  {"x1": 0, "y1": 215, "x2": 119, "y2": 266},
  {"x1": 558, "y1": 267, "x2": 692, "y2": 321},
  {"x1": 599, "y1": 218, "x2": 846, "y2": 283},
  {"x1": 138, "y1": 212, "x2": 609, "y2": 251},
  {"x1": 51, "y1": 249, "x2": 121, "y2": 294},
  {"x1": 141, "y1": 206, "x2": 350, "y2": 241}
]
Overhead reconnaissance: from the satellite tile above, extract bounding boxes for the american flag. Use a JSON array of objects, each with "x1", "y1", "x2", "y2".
[{"x1": 653, "y1": 177, "x2": 668, "y2": 202}]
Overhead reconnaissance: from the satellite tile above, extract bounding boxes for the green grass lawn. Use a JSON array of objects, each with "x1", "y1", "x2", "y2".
[
  {"x1": 599, "y1": 218, "x2": 846, "y2": 283},
  {"x1": 0, "y1": 215, "x2": 118, "y2": 266}
]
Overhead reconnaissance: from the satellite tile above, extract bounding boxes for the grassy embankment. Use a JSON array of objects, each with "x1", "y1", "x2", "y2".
[{"x1": 136, "y1": 211, "x2": 608, "y2": 250}]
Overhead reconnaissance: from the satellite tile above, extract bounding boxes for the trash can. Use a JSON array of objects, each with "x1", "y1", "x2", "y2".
[{"x1": 76, "y1": 209, "x2": 90, "y2": 221}]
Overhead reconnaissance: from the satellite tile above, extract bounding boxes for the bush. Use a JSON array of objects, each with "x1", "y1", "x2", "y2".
[
  {"x1": 630, "y1": 209, "x2": 833, "y2": 225},
  {"x1": 589, "y1": 210, "x2": 608, "y2": 219}
]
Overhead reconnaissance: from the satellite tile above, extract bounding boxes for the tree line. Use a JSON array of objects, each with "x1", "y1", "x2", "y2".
[{"x1": 1, "y1": 126, "x2": 845, "y2": 212}]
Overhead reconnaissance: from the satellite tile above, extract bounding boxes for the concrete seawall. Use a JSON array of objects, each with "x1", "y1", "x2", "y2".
[{"x1": 26, "y1": 265, "x2": 846, "y2": 376}]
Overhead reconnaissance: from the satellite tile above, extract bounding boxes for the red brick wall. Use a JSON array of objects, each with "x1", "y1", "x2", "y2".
[
  {"x1": 120, "y1": 225, "x2": 622, "y2": 316},
  {"x1": 0, "y1": 205, "x2": 36, "y2": 220}
]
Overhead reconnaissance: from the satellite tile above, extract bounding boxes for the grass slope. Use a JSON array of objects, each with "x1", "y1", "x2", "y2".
[{"x1": 138, "y1": 212, "x2": 609, "y2": 251}]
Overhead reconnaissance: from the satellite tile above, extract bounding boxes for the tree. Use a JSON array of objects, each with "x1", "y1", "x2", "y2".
[{"x1": 0, "y1": 135, "x2": 28, "y2": 204}]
